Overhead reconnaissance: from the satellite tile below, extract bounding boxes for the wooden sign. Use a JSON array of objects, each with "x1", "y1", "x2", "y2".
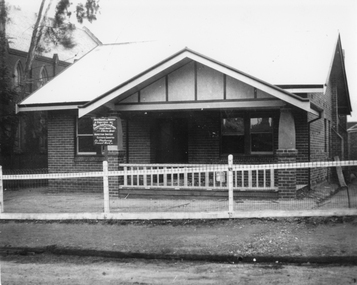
[{"x1": 93, "y1": 117, "x2": 118, "y2": 145}]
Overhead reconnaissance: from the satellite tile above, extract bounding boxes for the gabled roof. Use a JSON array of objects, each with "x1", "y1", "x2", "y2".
[
  {"x1": 17, "y1": 33, "x2": 349, "y2": 117},
  {"x1": 327, "y1": 35, "x2": 352, "y2": 115},
  {"x1": 79, "y1": 46, "x2": 319, "y2": 117},
  {"x1": 6, "y1": 5, "x2": 101, "y2": 62}
]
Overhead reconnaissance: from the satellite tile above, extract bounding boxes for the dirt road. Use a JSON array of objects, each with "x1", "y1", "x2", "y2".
[
  {"x1": 2, "y1": 254, "x2": 357, "y2": 285},
  {"x1": 1, "y1": 217, "x2": 357, "y2": 259},
  {"x1": 1, "y1": 217, "x2": 357, "y2": 284}
]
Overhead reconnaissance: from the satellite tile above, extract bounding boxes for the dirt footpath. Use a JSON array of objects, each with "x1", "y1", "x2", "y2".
[
  {"x1": 2, "y1": 217, "x2": 357, "y2": 284},
  {"x1": 1, "y1": 217, "x2": 357, "y2": 263}
]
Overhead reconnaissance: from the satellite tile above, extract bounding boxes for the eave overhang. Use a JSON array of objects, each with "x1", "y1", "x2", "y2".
[
  {"x1": 277, "y1": 84, "x2": 325, "y2": 94},
  {"x1": 16, "y1": 102, "x2": 85, "y2": 113}
]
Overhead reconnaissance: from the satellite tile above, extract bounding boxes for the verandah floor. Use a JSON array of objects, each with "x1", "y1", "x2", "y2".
[{"x1": 118, "y1": 188, "x2": 279, "y2": 200}]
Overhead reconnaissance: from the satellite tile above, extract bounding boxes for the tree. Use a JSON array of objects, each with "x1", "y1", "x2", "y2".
[
  {"x1": 23, "y1": 0, "x2": 100, "y2": 97},
  {"x1": 0, "y1": 0, "x2": 19, "y2": 165},
  {"x1": 0, "y1": 0, "x2": 100, "y2": 167}
]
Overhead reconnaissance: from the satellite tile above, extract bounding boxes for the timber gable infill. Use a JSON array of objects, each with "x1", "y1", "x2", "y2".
[{"x1": 114, "y1": 60, "x2": 285, "y2": 112}]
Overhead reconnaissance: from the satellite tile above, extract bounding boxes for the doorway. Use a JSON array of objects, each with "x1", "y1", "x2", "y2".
[{"x1": 152, "y1": 117, "x2": 188, "y2": 163}]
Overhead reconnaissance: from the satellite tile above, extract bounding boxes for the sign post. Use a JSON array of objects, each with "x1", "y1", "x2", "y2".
[{"x1": 93, "y1": 117, "x2": 118, "y2": 213}]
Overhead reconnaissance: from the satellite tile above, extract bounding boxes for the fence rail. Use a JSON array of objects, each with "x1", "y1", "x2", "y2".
[
  {"x1": 1, "y1": 158, "x2": 357, "y2": 218},
  {"x1": 4, "y1": 160, "x2": 357, "y2": 181}
]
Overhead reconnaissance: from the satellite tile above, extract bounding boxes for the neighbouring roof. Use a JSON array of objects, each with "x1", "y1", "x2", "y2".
[
  {"x1": 6, "y1": 5, "x2": 101, "y2": 62},
  {"x1": 17, "y1": 31, "x2": 350, "y2": 116},
  {"x1": 348, "y1": 122, "x2": 357, "y2": 132}
]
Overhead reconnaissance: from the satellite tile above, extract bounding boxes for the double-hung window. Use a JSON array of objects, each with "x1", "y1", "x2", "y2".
[
  {"x1": 221, "y1": 114, "x2": 273, "y2": 155},
  {"x1": 250, "y1": 117, "x2": 273, "y2": 153},
  {"x1": 76, "y1": 117, "x2": 98, "y2": 155},
  {"x1": 221, "y1": 117, "x2": 245, "y2": 154}
]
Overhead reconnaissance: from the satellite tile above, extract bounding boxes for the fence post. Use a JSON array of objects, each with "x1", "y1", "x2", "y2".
[
  {"x1": 228, "y1": 155, "x2": 233, "y2": 217},
  {"x1": 103, "y1": 161, "x2": 110, "y2": 213},
  {"x1": 0, "y1": 166, "x2": 3, "y2": 213}
]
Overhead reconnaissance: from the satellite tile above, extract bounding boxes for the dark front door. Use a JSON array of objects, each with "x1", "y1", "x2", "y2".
[{"x1": 152, "y1": 118, "x2": 188, "y2": 163}]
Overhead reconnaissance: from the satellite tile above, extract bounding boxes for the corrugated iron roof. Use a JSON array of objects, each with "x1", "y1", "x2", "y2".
[{"x1": 18, "y1": 32, "x2": 339, "y2": 107}]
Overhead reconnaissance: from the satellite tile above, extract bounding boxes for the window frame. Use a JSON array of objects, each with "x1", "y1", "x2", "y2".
[
  {"x1": 220, "y1": 112, "x2": 274, "y2": 156},
  {"x1": 249, "y1": 117, "x2": 274, "y2": 155},
  {"x1": 221, "y1": 116, "x2": 246, "y2": 154},
  {"x1": 76, "y1": 116, "x2": 98, "y2": 155},
  {"x1": 13, "y1": 60, "x2": 23, "y2": 89},
  {"x1": 38, "y1": 66, "x2": 48, "y2": 88}
]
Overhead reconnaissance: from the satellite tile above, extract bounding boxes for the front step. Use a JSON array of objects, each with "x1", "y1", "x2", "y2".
[{"x1": 118, "y1": 188, "x2": 279, "y2": 200}]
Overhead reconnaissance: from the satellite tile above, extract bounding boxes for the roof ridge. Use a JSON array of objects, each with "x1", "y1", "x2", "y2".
[{"x1": 100, "y1": 40, "x2": 158, "y2": 47}]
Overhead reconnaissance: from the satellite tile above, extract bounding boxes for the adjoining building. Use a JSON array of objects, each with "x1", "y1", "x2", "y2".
[{"x1": 1, "y1": 4, "x2": 100, "y2": 169}]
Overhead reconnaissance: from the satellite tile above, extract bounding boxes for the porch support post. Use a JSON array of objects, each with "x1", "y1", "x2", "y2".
[{"x1": 277, "y1": 108, "x2": 298, "y2": 198}]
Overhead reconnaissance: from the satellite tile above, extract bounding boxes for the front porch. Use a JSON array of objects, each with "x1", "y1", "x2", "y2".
[{"x1": 85, "y1": 51, "x2": 314, "y2": 198}]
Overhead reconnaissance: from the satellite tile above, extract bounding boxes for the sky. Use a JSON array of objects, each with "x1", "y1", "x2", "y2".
[{"x1": 11, "y1": 0, "x2": 357, "y2": 120}]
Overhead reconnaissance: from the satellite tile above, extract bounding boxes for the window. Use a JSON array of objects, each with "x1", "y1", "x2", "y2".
[
  {"x1": 221, "y1": 114, "x2": 273, "y2": 154},
  {"x1": 250, "y1": 117, "x2": 273, "y2": 153},
  {"x1": 324, "y1": 119, "x2": 330, "y2": 153},
  {"x1": 13, "y1": 60, "x2": 23, "y2": 89},
  {"x1": 37, "y1": 66, "x2": 48, "y2": 89},
  {"x1": 222, "y1": 117, "x2": 245, "y2": 154},
  {"x1": 76, "y1": 117, "x2": 98, "y2": 155}
]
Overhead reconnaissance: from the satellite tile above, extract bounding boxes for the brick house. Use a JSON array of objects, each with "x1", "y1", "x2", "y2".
[
  {"x1": 1, "y1": 4, "x2": 100, "y2": 169},
  {"x1": 17, "y1": 34, "x2": 352, "y2": 198}
]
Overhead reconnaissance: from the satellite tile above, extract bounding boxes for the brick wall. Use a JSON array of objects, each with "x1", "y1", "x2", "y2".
[
  {"x1": 127, "y1": 117, "x2": 152, "y2": 163},
  {"x1": 306, "y1": 80, "x2": 337, "y2": 186},
  {"x1": 48, "y1": 111, "x2": 108, "y2": 193},
  {"x1": 276, "y1": 149, "x2": 298, "y2": 198},
  {"x1": 348, "y1": 131, "x2": 357, "y2": 173},
  {"x1": 294, "y1": 110, "x2": 309, "y2": 186},
  {"x1": 188, "y1": 112, "x2": 221, "y2": 164}
]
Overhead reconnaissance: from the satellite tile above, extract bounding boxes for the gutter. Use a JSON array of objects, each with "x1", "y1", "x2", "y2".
[{"x1": 307, "y1": 105, "x2": 324, "y2": 190}]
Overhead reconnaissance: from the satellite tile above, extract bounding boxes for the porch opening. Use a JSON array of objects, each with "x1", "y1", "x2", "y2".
[{"x1": 151, "y1": 117, "x2": 188, "y2": 164}]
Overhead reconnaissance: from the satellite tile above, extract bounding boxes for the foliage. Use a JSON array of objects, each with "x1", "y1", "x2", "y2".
[
  {"x1": 25, "y1": 0, "x2": 100, "y2": 92},
  {"x1": 0, "y1": 8, "x2": 19, "y2": 159},
  {"x1": 55, "y1": 0, "x2": 100, "y2": 25},
  {"x1": 26, "y1": 0, "x2": 100, "y2": 58},
  {"x1": 0, "y1": 0, "x2": 101, "y2": 165}
]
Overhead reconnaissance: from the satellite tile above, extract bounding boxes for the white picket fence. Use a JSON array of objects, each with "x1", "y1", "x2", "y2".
[
  {"x1": 1, "y1": 156, "x2": 357, "y2": 219},
  {"x1": 120, "y1": 163, "x2": 275, "y2": 190}
]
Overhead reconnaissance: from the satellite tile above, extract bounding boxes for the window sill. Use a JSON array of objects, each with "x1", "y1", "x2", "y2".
[
  {"x1": 74, "y1": 155, "x2": 104, "y2": 162},
  {"x1": 221, "y1": 153, "x2": 275, "y2": 158}
]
